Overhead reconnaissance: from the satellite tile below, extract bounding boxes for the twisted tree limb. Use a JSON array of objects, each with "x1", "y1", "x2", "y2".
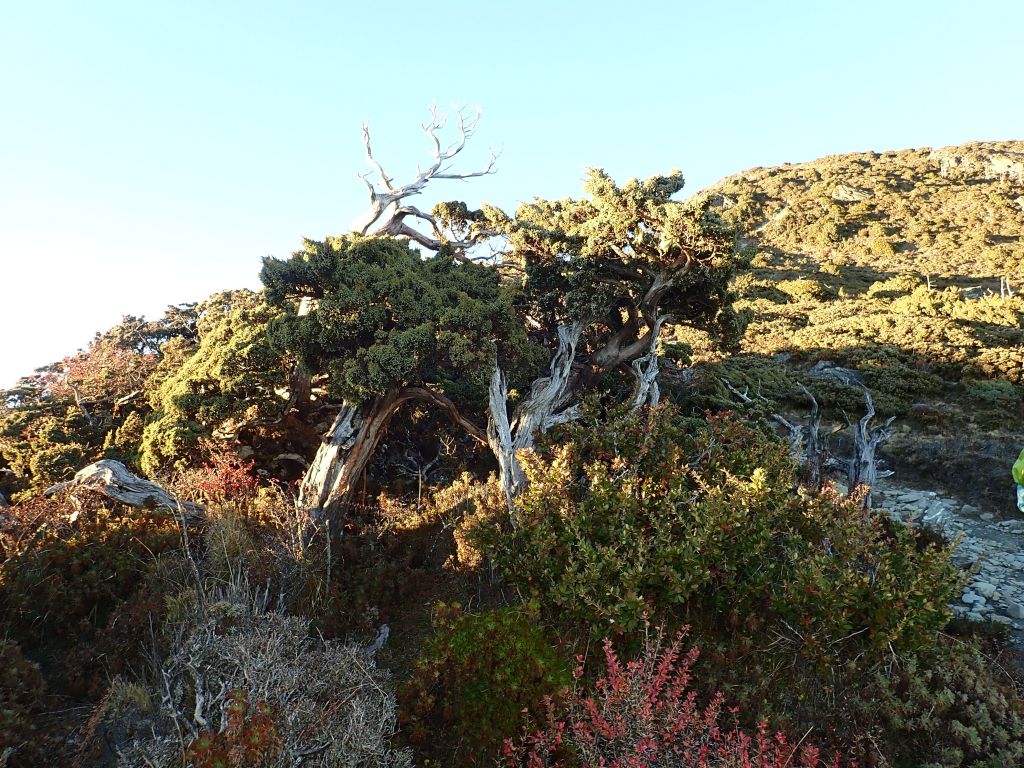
[
  {"x1": 355, "y1": 107, "x2": 497, "y2": 254},
  {"x1": 44, "y1": 459, "x2": 204, "y2": 518}
]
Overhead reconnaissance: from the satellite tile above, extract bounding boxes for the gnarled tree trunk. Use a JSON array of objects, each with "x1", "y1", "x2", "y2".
[
  {"x1": 299, "y1": 387, "x2": 487, "y2": 526},
  {"x1": 629, "y1": 315, "x2": 668, "y2": 412},
  {"x1": 298, "y1": 402, "x2": 364, "y2": 521},
  {"x1": 487, "y1": 322, "x2": 583, "y2": 505},
  {"x1": 299, "y1": 389, "x2": 409, "y2": 525}
]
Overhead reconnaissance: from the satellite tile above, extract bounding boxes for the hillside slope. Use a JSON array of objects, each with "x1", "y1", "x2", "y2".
[
  {"x1": 695, "y1": 140, "x2": 1024, "y2": 509},
  {"x1": 711, "y1": 140, "x2": 1024, "y2": 277}
]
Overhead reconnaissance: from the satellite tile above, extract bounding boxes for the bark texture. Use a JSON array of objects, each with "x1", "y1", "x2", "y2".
[
  {"x1": 44, "y1": 459, "x2": 204, "y2": 517},
  {"x1": 847, "y1": 388, "x2": 896, "y2": 509},
  {"x1": 487, "y1": 322, "x2": 583, "y2": 504},
  {"x1": 299, "y1": 388, "x2": 487, "y2": 524}
]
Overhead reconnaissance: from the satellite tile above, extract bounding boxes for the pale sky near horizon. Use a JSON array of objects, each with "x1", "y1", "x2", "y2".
[{"x1": 2, "y1": 1, "x2": 1022, "y2": 388}]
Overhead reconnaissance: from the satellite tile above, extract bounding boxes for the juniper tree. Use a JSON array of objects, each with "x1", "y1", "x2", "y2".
[
  {"x1": 139, "y1": 290, "x2": 286, "y2": 475},
  {"x1": 262, "y1": 110, "x2": 744, "y2": 520},
  {"x1": 260, "y1": 235, "x2": 538, "y2": 519},
  {"x1": 486, "y1": 169, "x2": 745, "y2": 498}
]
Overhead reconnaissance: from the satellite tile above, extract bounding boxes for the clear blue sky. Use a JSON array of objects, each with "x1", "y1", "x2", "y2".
[{"x1": 2, "y1": 1, "x2": 1022, "y2": 387}]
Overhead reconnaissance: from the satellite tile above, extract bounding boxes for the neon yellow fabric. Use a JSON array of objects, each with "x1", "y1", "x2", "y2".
[{"x1": 1014, "y1": 448, "x2": 1024, "y2": 486}]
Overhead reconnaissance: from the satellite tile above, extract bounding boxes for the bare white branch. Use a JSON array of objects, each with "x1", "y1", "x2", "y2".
[
  {"x1": 354, "y1": 107, "x2": 498, "y2": 251},
  {"x1": 488, "y1": 322, "x2": 584, "y2": 507}
]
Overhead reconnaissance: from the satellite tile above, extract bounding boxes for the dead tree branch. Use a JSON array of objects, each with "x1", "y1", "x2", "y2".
[
  {"x1": 355, "y1": 107, "x2": 498, "y2": 254},
  {"x1": 847, "y1": 387, "x2": 896, "y2": 509}
]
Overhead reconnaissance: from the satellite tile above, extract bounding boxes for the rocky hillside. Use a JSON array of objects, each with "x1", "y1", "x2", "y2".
[
  {"x1": 710, "y1": 140, "x2": 1024, "y2": 278},
  {"x1": 690, "y1": 141, "x2": 1024, "y2": 510}
]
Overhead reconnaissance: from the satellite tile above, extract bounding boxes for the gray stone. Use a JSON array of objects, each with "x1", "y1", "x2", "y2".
[
  {"x1": 1007, "y1": 603, "x2": 1024, "y2": 620},
  {"x1": 974, "y1": 582, "x2": 998, "y2": 598},
  {"x1": 962, "y1": 592, "x2": 984, "y2": 605},
  {"x1": 980, "y1": 513, "x2": 995, "y2": 521},
  {"x1": 809, "y1": 360, "x2": 864, "y2": 386},
  {"x1": 897, "y1": 492, "x2": 927, "y2": 503},
  {"x1": 831, "y1": 183, "x2": 871, "y2": 203},
  {"x1": 967, "y1": 611, "x2": 986, "y2": 622}
]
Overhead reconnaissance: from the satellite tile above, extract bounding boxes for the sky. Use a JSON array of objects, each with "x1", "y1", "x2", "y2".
[{"x1": 1, "y1": 1, "x2": 1022, "y2": 388}]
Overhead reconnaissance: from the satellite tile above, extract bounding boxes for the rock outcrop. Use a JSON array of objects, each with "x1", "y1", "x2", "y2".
[{"x1": 929, "y1": 143, "x2": 1024, "y2": 183}]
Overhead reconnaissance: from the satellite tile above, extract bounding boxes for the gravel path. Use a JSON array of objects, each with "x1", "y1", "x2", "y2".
[{"x1": 874, "y1": 481, "x2": 1024, "y2": 649}]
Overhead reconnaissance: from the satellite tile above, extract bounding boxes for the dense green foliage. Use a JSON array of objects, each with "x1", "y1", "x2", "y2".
[
  {"x1": 399, "y1": 604, "x2": 570, "y2": 767},
  {"x1": 0, "y1": 311, "x2": 194, "y2": 498},
  {"x1": 476, "y1": 406, "x2": 1024, "y2": 765},
  {"x1": 712, "y1": 142, "x2": 1023, "y2": 279},
  {"x1": 0, "y1": 493, "x2": 182, "y2": 698},
  {"x1": 0, "y1": 140, "x2": 1022, "y2": 766},
  {"x1": 140, "y1": 290, "x2": 285, "y2": 475},
  {"x1": 862, "y1": 639, "x2": 1024, "y2": 767},
  {"x1": 505, "y1": 168, "x2": 746, "y2": 358},
  {"x1": 482, "y1": 408, "x2": 959, "y2": 653},
  {"x1": 261, "y1": 235, "x2": 537, "y2": 407}
]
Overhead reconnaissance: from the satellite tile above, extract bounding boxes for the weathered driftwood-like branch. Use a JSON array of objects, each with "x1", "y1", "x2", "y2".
[
  {"x1": 629, "y1": 315, "x2": 669, "y2": 412},
  {"x1": 355, "y1": 107, "x2": 497, "y2": 253},
  {"x1": 721, "y1": 378, "x2": 832, "y2": 489},
  {"x1": 65, "y1": 377, "x2": 96, "y2": 427},
  {"x1": 44, "y1": 459, "x2": 204, "y2": 517},
  {"x1": 848, "y1": 387, "x2": 896, "y2": 509},
  {"x1": 797, "y1": 383, "x2": 824, "y2": 489},
  {"x1": 488, "y1": 322, "x2": 583, "y2": 505}
]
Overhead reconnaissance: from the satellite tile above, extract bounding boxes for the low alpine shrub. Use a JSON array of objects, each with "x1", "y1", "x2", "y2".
[
  {"x1": 480, "y1": 407, "x2": 960, "y2": 658},
  {"x1": 184, "y1": 689, "x2": 282, "y2": 768},
  {"x1": 399, "y1": 604, "x2": 571, "y2": 767},
  {"x1": 504, "y1": 627, "x2": 845, "y2": 767},
  {"x1": 858, "y1": 637, "x2": 1024, "y2": 767},
  {"x1": 0, "y1": 638, "x2": 48, "y2": 768},
  {"x1": 0, "y1": 493, "x2": 179, "y2": 639}
]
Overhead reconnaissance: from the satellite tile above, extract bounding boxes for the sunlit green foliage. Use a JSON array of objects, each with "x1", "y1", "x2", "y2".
[
  {"x1": 139, "y1": 290, "x2": 285, "y2": 475},
  {"x1": 0, "y1": 141, "x2": 1021, "y2": 768},
  {"x1": 714, "y1": 142, "x2": 1024, "y2": 279},
  {"x1": 506, "y1": 168, "x2": 746, "y2": 355},
  {"x1": 481, "y1": 407, "x2": 959, "y2": 656},
  {"x1": 261, "y1": 235, "x2": 540, "y2": 410},
  {"x1": 690, "y1": 143, "x2": 1024, "y2": 507},
  {"x1": 0, "y1": 309, "x2": 197, "y2": 498}
]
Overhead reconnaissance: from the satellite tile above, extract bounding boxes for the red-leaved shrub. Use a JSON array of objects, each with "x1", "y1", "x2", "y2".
[
  {"x1": 191, "y1": 439, "x2": 259, "y2": 504},
  {"x1": 504, "y1": 628, "x2": 846, "y2": 768}
]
